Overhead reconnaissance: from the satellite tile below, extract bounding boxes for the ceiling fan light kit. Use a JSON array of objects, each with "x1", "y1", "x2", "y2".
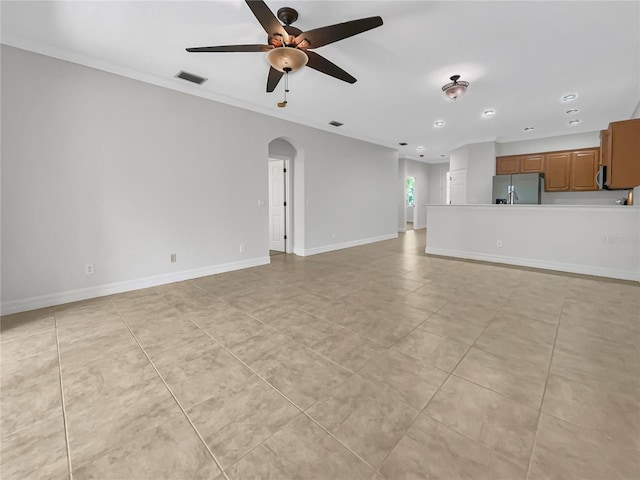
[
  {"x1": 442, "y1": 74, "x2": 469, "y2": 100},
  {"x1": 266, "y1": 47, "x2": 308, "y2": 72}
]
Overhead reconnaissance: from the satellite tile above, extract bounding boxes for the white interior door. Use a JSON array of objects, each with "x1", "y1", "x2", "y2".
[
  {"x1": 449, "y1": 168, "x2": 467, "y2": 205},
  {"x1": 268, "y1": 159, "x2": 286, "y2": 251},
  {"x1": 412, "y1": 177, "x2": 419, "y2": 225}
]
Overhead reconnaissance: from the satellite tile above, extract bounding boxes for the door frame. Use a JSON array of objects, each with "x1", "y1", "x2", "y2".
[{"x1": 412, "y1": 176, "x2": 418, "y2": 226}]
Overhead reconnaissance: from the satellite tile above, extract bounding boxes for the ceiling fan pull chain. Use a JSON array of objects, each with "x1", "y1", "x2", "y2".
[
  {"x1": 278, "y1": 68, "x2": 290, "y2": 107},
  {"x1": 284, "y1": 70, "x2": 288, "y2": 103},
  {"x1": 285, "y1": 68, "x2": 289, "y2": 93}
]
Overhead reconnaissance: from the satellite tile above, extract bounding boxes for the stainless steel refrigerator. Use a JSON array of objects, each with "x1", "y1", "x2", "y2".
[{"x1": 492, "y1": 173, "x2": 544, "y2": 204}]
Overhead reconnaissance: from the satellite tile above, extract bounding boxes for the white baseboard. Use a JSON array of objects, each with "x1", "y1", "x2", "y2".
[
  {"x1": 413, "y1": 223, "x2": 426, "y2": 230},
  {"x1": 298, "y1": 233, "x2": 398, "y2": 257},
  {"x1": 398, "y1": 227, "x2": 407, "y2": 233},
  {"x1": 425, "y1": 247, "x2": 640, "y2": 282},
  {"x1": 1, "y1": 256, "x2": 271, "y2": 315}
]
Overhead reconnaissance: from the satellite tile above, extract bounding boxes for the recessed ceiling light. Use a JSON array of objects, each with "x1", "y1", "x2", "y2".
[
  {"x1": 524, "y1": 127, "x2": 535, "y2": 131},
  {"x1": 565, "y1": 109, "x2": 579, "y2": 115},
  {"x1": 434, "y1": 121, "x2": 445, "y2": 127},
  {"x1": 440, "y1": 154, "x2": 446, "y2": 158},
  {"x1": 568, "y1": 119, "x2": 581, "y2": 126},
  {"x1": 562, "y1": 93, "x2": 577, "y2": 102},
  {"x1": 482, "y1": 109, "x2": 496, "y2": 117},
  {"x1": 419, "y1": 154, "x2": 424, "y2": 158},
  {"x1": 399, "y1": 142, "x2": 408, "y2": 146},
  {"x1": 417, "y1": 146, "x2": 425, "y2": 152},
  {"x1": 328, "y1": 120, "x2": 344, "y2": 127}
]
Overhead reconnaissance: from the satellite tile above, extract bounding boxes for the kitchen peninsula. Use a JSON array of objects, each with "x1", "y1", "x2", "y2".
[{"x1": 425, "y1": 204, "x2": 640, "y2": 281}]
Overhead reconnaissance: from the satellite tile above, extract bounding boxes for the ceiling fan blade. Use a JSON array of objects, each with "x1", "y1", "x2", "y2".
[
  {"x1": 294, "y1": 16, "x2": 383, "y2": 49},
  {"x1": 284, "y1": 25, "x2": 302, "y2": 37},
  {"x1": 245, "y1": 0, "x2": 288, "y2": 41},
  {"x1": 305, "y1": 51, "x2": 356, "y2": 84},
  {"x1": 267, "y1": 67, "x2": 284, "y2": 92},
  {"x1": 186, "y1": 44, "x2": 272, "y2": 53}
]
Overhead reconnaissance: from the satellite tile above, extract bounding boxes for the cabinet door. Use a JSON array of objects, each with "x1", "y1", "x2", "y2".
[
  {"x1": 571, "y1": 149, "x2": 599, "y2": 191},
  {"x1": 545, "y1": 153, "x2": 571, "y2": 191},
  {"x1": 599, "y1": 130, "x2": 608, "y2": 167},
  {"x1": 521, "y1": 154, "x2": 545, "y2": 173},
  {"x1": 496, "y1": 156, "x2": 520, "y2": 175},
  {"x1": 609, "y1": 119, "x2": 640, "y2": 189}
]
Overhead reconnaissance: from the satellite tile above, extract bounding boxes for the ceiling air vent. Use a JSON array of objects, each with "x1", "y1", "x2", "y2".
[
  {"x1": 175, "y1": 70, "x2": 208, "y2": 85},
  {"x1": 329, "y1": 120, "x2": 344, "y2": 127}
]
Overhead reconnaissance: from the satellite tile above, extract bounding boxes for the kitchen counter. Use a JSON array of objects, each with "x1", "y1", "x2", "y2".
[
  {"x1": 425, "y1": 204, "x2": 640, "y2": 281},
  {"x1": 426, "y1": 203, "x2": 635, "y2": 209}
]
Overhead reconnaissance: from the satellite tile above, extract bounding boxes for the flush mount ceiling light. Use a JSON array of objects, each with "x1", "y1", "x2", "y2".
[
  {"x1": 434, "y1": 121, "x2": 445, "y2": 127},
  {"x1": 569, "y1": 119, "x2": 581, "y2": 126},
  {"x1": 442, "y1": 75, "x2": 469, "y2": 100},
  {"x1": 417, "y1": 146, "x2": 425, "y2": 152},
  {"x1": 562, "y1": 93, "x2": 577, "y2": 102},
  {"x1": 524, "y1": 126, "x2": 535, "y2": 131},
  {"x1": 566, "y1": 109, "x2": 579, "y2": 115},
  {"x1": 482, "y1": 109, "x2": 496, "y2": 117}
]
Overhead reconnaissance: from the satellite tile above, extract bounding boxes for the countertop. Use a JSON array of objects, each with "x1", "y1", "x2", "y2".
[{"x1": 425, "y1": 204, "x2": 637, "y2": 210}]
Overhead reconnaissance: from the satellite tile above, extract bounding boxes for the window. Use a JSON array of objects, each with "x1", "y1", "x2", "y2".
[{"x1": 406, "y1": 177, "x2": 415, "y2": 206}]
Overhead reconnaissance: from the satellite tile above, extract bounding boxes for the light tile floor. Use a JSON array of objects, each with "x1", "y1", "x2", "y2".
[{"x1": 1, "y1": 229, "x2": 639, "y2": 479}]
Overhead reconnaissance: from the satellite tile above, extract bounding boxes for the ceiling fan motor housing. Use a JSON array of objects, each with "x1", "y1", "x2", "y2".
[{"x1": 277, "y1": 7, "x2": 299, "y2": 26}]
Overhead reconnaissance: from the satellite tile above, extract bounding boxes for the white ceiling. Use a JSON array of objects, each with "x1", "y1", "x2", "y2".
[{"x1": 2, "y1": 1, "x2": 639, "y2": 163}]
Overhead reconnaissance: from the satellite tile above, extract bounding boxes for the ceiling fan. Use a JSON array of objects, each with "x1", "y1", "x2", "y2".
[{"x1": 186, "y1": 0, "x2": 383, "y2": 93}]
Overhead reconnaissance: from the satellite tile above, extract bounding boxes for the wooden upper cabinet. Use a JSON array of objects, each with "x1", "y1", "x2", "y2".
[
  {"x1": 494, "y1": 119, "x2": 639, "y2": 190},
  {"x1": 607, "y1": 118, "x2": 640, "y2": 189},
  {"x1": 498, "y1": 148, "x2": 600, "y2": 192},
  {"x1": 495, "y1": 154, "x2": 548, "y2": 175},
  {"x1": 545, "y1": 152, "x2": 571, "y2": 191},
  {"x1": 599, "y1": 129, "x2": 609, "y2": 167},
  {"x1": 496, "y1": 156, "x2": 520, "y2": 175},
  {"x1": 521, "y1": 154, "x2": 545, "y2": 173},
  {"x1": 570, "y1": 149, "x2": 599, "y2": 191}
]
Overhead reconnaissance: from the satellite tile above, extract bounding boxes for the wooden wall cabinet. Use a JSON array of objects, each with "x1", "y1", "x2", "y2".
[
  {"x1": 546, "y1": 148, "x2": 599, "y2": 192},
  {"x1": 570, "y1": 149, "x2": 599, "y2": 191},
  {"x1": 496, "y1": 154, "x2": 544, "y2": 175},
  {"x1": 603, "y1": 118, "x2": 640, "y2": 189},
  {"x1": 545, "y1": 152, "x2": 571, "y2": 191},
  {"x1": 497, "y1": 148, "x2": 599, "y2": 192},
  {"x1": 496, "y1": 118, "x2": 638, "y2": 190},
  {"x1": 496, "y1": 156, "x2": 520, "y2": 175},
  {"x1": 521, "y1": 154, "x2": 545, "y2": 173},
  {"x1": 599, "y1": 129, "x2": 609, "y2": 167}
]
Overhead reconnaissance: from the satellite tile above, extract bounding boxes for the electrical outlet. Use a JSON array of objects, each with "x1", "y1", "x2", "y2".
[
  {"x1": 240, "y1": 244, "x2": 246, "y2": 253},
  {"x1": 170, "y1": 253, "x2": 176, "y2": 263},
  {"x1": 85, "y1": 264, "x2": 95, "y2": 275},
  {"x1": 496, "y1": 240, "x2": 503, "y2": 248}
]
